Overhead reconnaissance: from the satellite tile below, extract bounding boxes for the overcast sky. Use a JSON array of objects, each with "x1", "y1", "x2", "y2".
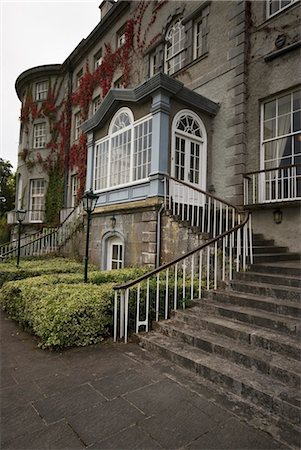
[{"x1": 0, "y1": 0, "x2": 101, "y2": 171}]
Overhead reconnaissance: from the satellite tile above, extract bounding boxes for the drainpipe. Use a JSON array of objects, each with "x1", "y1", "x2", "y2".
[{"x1": 156, "y1": 203, "x2": 165, "y2": 268}]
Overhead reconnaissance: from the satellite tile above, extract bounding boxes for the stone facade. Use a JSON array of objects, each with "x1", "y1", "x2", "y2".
[{"x1": 12, "y1": 0, "x2": 301, "y2": 265}]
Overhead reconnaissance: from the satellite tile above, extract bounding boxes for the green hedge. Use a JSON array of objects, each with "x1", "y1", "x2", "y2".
[
  {"x1": 0, "y1": 258, "x2": 87, "y2": 287},
  {"x1": 0, "y1": 280, "x2": 114, "y2": 349}
]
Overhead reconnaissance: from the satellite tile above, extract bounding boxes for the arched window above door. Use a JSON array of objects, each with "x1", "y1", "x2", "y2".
[{"x1": 172, "y1": 110, "x2": 207, "y2": 190}]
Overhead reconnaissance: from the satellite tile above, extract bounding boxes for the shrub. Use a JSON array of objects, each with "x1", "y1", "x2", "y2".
[
  {"x1": 0, "y1": 258, "x2": 87, "y2": 287},
  {"x1": 0, "y1": 280, "x2": 113, "y2": 349}
]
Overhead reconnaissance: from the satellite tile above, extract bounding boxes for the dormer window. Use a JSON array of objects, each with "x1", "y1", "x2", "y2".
[{"x1": 36, "y1": 81, "x2": 48, "y2": 101}]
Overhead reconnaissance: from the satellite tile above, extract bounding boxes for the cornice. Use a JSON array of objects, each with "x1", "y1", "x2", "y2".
[
  {"x1": 15, "y1": 65, "x2": 62, "y2": 100},
  {"x1": 82, "y1": 72, "x2": 219, "y2": 133}
]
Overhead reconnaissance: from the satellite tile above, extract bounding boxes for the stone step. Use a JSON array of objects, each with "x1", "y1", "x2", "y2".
[
  {"x1": 252, "y1": 239, "x2": 275, "y2": 247},
  {"x1": 253, "y1": 253, "x2": 301, "y2": 263},
  {"x1": 171, "y1": 308, "x2": 300, "y2": 360},
  {"x1": 139, "y1": 332, "x2": 301, "y2": 427},
  {"x1": 229, "y1": 280, "x2": 301, "y2": 303},
  {"x1": 250, "y1": 262, "x2": 301, "y2": 278},
  {"x1": 233, "y1": 270, "x2": 301, "y2": 288},
  {"x1": 251, "y1": 246, "x2": 288, "y2": 254},
  {"x1": 154, "y1": 320, "x2": 301, "y2": 388},
  {"x1": 205, "y1": 290, "x2": 301, "y2": 318},
  {"x1": 199, "y1": 300, "x2": 300, "y2": 336}
]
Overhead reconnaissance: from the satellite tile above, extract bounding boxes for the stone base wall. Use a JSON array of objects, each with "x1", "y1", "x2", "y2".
[{"x1": 251, "y1": 207, "x2": 301, "y2": 254}]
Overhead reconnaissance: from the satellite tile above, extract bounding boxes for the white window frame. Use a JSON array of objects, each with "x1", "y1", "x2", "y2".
[
  {"x1": 117, "y1": 31, "x2": 126, "y2": 48},
  {"x1": 93, "y1": 95, "x2": 101, "y2": 114},
  {"x1": 75, "y1": 69, "x2": 83, "y2": 88},
  {"x1": 266, "y1": 0, "x2": 298, "y2": 18},
  {"x1": 171, "y1": 109, "x2": 207, "y2": 193},
  {"x1": 164, "y1": 19, "x2": 186, "y2": 75},
  {"x1": 29, "y1": 179, "x2": 45, "y2": 223},
  {"x1": 71, "y1": 174, "x2": 80, "y2": 208},
  {"x1": 94, "y1": 49, "x2": 103, "y2": 71},
  {"x1": 107, "y1": 236, "x2": 124, "y2": 270},
  {"x1": 36, "y1": 80, "x2": 48, "y2": 101},
  {"x1": 33, "y1": 123, "x2": 46, "y2": 149},
  {"x1": 74, "y1": 113, "x2": 81, "y2": 140},
  {"x1": 260, "y1": 88, "x2": 301, "y2": 201},
  {"x1": 93, "y1": 108, "x2": 153, "y2": 192}
]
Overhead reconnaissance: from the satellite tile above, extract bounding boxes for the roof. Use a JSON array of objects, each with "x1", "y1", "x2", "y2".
[{"x1": 82, "y1": 72, "x2": 219, "y2": 133}]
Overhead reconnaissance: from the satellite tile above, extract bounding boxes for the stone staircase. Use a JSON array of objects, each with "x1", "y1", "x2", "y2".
[{"x1": 139, "y1": 234, "x2": 301, "y2": 448}]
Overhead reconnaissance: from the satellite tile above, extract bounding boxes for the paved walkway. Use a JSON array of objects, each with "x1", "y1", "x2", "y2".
[{"x1": 0, "y1": 310, "x2": 287, "y2": 450}]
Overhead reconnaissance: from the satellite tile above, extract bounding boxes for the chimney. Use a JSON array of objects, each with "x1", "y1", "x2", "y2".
[{"x1": 99, "y1": 1, "x2": 115, "y2": 20}]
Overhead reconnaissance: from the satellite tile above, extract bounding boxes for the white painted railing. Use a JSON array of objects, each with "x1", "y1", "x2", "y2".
[
  {"x1": 243, "y1": 164, "x2": 301, "y2": 205},
  {"x1": 114, "y1": 177, "x2": 253, "y2": 343},
  {"x1": 0, "y1": 202, "x2": 84, "y2": 260}
]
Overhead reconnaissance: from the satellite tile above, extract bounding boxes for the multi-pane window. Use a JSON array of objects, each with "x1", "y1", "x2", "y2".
[
  {"x1": 117, "y1": 28, "x2": 126, "y2": 48},
  {"x1": 267, "y1": 0, "x2": 297, "y2": 18},
  {"x1": 71, "y1": 174, "x2": 80, "y2": 208},
  {"x1": 75, "y1": 69, "x2": 83, "y2": 88},
  {"x1": 172, "y1": 111, "x2": 206, "y2": 193},
  {"x1": 133, "y1": 119, "x2": 152, "y2": 181},
  {"x1": 261, "y1": 89, "x2": 301, "y2": 200},
  {"x1": 93, "y1": 95, "x2": 101, "y2": 114},
  {"x1": 93, "y1": 108, "x2": 152, "y2": 191},
  {"x1": 114, "y1": 77, "x2": 124, "y2": 89},
  {"x1": 33, "y1": 123, "x2": 46, "y2": 148},
  {"x1": 165, "y1": 19, "x2": 186, "y2": 75},
  {"x1": 29, "y1": 179, "x2": 45, "y2": 222},
  {"x1": 262, "y1": 89, "x2": 301, "y2": 169},
  {"x1": 194, "y1": 15, "x2": 208, "y2": 59},
  {"x1": 36, "y1": 81, "x2": 48, "y2": 101},
  {"x1": 108, "y1": 236, "x2": 124, "y2": 270},
  {"x1": 94, "y1": 49, "x2": 103, "y2": 71},
  {"x1": 75, "y1": 113, "x2": 81, "y2": 140}
]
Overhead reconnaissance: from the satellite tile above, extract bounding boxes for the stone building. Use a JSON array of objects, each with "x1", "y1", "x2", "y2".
[{"x1": 11, "y1": 0, "x2": 300, "y2": 267}]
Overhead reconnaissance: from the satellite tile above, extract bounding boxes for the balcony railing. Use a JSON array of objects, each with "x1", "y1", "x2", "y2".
[{"x1": 243, "y1": 164, "x2": 301, "y2": 205}]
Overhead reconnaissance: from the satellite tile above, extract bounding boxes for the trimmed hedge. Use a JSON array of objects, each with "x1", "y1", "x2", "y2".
[
  {"x1": 0, "y1": 280, "x2": 114, "y2": 349},
  {"x1": 0, "y1": 258, "x2": 87, "y2": 287}
]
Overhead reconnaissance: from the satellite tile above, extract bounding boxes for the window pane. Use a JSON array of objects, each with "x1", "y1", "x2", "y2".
[
  {"x1": 264, "y1": 100, "x2": 276, "y2": 120},
  {"x1": 293, "y1": 90, "x2": 301, "y2": 111},
  {"x1": 293, "y1": 111, "x2": 301, "y2": 132},
  {"x1": 278, "y1": 114, "x2": 291, "y2": 137},
  {"x1": 264, "y1": 119, "x2": 276, "y2": 139},
  {"x1": 278, "y1": 94, "x2": 291, "y2": 116}
]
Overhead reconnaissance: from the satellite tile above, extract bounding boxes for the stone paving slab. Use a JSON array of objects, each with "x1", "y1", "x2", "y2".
[{"x1": 0, "y1": 310, "x2": 288, "y2": 450}]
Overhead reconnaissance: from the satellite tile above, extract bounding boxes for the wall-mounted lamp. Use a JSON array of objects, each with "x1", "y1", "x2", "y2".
[
  {"x1": 111, "y1": 216, "x2": 116, "y2": 229},
  {"x1": 273, "y1": 209, "x2": 283, "y2": 224}
]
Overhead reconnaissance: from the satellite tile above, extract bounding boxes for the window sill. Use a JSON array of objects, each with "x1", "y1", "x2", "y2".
[
  {"x1": 171, "y1": 52, "x2": 209, "y2": 78},
  {"x1": 264, "y1": 41, "x2": 301, "y2": 61}
]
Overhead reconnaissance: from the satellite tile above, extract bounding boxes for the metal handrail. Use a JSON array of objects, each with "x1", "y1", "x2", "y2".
[
  {"x1": 243, "y1": 163, "x2": 301, "y2": 178},
  {"x1": 114, "y1": 213, "x2": 249, "y2": 292},
  {"x1": 113, "y1": 176, "x2": 253, "y2": 343},
  {"x1": 0, "y1": 203, "x2": 83, "y2": 259}
]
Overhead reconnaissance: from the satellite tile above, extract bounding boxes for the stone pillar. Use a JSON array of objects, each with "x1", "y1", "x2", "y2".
[
  {"x1": 149, "y1": 92, "x2": 170, "y2": 197},
  {"x1": 85, "y1": 131, "x2": 94, "y2": 191},
  {"x1": 225, "y1": 1, "x2": 249, "y2": 206},
  {"x1": 141, "y1": 209, "x2": 157, "y2": 268}
]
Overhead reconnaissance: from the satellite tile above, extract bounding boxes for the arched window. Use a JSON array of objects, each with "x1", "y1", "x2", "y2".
[
  {"x1": 165, "y1": 19, "x2": 185, "y2": 75},
  {"x1": 107, "y1": 236, "x2": 124, "y2": 270},
  {"x1": 172, "y1": 110, "x2": 207, "y2": 190},
  {"x1": 101, "y1": 231, "x2": 125, "y2": 270},
  {"x1": 94, "y1": 107, "x2": 152, "y2": 191}
]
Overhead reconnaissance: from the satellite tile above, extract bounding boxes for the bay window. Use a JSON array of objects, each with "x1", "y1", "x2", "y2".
[{"x1": 93, "y1": 108, "x2": 152, "y2": 191}]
